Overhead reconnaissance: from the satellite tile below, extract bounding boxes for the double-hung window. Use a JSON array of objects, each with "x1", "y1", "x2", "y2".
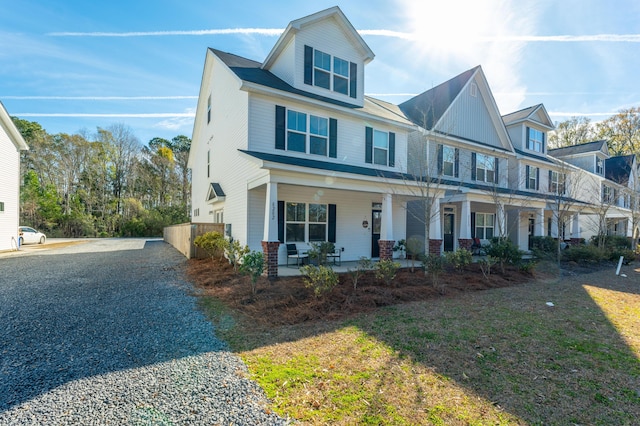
[
  {"x1": 0, "y1": 201, "x2": 5, "y2": 212},
  {"x1": 527, "y1": 127, "x2": 544, "y2": 152},
  {"x1": 305, "y1": 45, "x2": 356, "y2": 98},
  {"x1": 373, "y1": 130, "x2": 389, "y2": 166},
  {"x1": 596, "y1": 158, "x2": 604, "y2": 175},
  {"x1": 475, "y1": 153, "x2": 495, "y2": 183},
  {"x1": 309, "y1": 115, "x2": 328, "y2": 155},
  {"x1": 285, "y1": 202, "x2": 327, "y2": 242},
  {"x1": 549, "y1": 171, "x2": 566, "y2": 194},
  {"x1": 313, "y1": 50, "x2": 331, "y2": 90},
  {"x1": 442, "y1": 145, "x2": 456, "y2": 176},
  {"x1": 333, "y1": 57, "x2": 349, "y2": 95},
  {"x1": 526, "y1": 165, "x2": 539, "y2": 190},
  {"x1": 287, "y1": 110, "x2": 329, "y2": 155},
  {"x1": 602, "y1": 184, "x2": 612, "y2": 203},
  {"x1": 475, "y1": 213, "x2": 494, "y2": 240},
  {"x1": 207, "y1": 95, "x2": 212, "y2": 124}
]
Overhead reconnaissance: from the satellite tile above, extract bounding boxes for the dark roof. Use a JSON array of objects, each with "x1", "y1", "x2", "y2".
[
  {"x1": 502, "y1": 104, "x2": 541, "y2": 126},
  {"x1": 605, "y1": 154, "x2": 635, "y2": 185},
  {"x1": 398, "y1": 66, "x2": 479, "y2": 130},
  {"x1": 548, "y1": 140, "x2": 607, "y2": 157},
  {"x1": 239, "y1": 149, "x2": 582, "y2": 203},
  {"x1": 209, "y1": 49, "x2": 412, "y2": 125},
  {"x1": 513, "y1": 148, "x2": 556, "y2": 164},
  {"x1": 209, "y1": 182, "x2": 225, "y2": 198}
]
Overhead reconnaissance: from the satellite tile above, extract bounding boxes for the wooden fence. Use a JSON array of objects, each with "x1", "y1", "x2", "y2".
[{"x1": 163, "y1": 222, "x2": 225, "y2": 259}]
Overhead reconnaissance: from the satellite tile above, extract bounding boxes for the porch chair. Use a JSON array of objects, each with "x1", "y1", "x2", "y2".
[
  {"x1": 471, "y1": 238, "x2": 485, "y2": 256},
  {"x1": 327, "y1": 247, "x2": 342, "y2": 266},
  {"x1": 286, "y1": 243, "x2": 308, "y2": 267}
]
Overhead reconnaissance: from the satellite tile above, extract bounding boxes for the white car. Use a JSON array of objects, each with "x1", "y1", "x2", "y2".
[{"x1": 18, "y1": 226, "x2": 46, "y2": 245}]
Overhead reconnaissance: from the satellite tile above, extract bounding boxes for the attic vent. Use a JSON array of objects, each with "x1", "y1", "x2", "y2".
[{"x1": 470, "y1": 82, "x2": 477, "y2": 97}]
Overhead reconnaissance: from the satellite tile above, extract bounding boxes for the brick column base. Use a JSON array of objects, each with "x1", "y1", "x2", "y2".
[
  {"x1": 261, "y1": 241, "x2": 281, "y2": 278},
  {"x1": 378, "y1": 240, "x2": 395, "y2": 261},
  {"x1": 428, "y1": 239, "x2": 442, "y2": 256},
  {"x1": 458, "y1": 238, "x2": 473, "y2": 251}
]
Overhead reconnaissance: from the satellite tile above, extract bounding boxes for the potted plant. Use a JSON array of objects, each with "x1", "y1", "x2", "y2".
[
  {"x1": 393, "y1": 239, "x2": 406, "y2": 259},
  {"x1": 308, "y1": 241, "x2": 335, "y2": 265}
]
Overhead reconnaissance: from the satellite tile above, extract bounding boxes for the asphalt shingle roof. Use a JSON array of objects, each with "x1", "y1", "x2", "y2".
[
  {"x1": 548, "y1": 140, "x2": 608, "y2": 157},
  {"x1": 605, "y1": 154, "x2": 635, "y2": 185}
]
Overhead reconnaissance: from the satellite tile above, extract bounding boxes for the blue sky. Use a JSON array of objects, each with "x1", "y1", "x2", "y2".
[{"x1": 2, "y1": 0, "x2": 640, "y2": 144}]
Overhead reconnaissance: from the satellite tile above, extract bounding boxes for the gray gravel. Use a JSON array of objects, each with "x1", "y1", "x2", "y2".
[{"x1": 0, "y1": 239, "x2": 289, "y2": 425}]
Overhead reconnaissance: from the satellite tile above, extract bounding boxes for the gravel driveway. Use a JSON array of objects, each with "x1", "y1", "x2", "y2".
[{"x1": 0, "y1": 239, "x2": 288, "y2": 425}]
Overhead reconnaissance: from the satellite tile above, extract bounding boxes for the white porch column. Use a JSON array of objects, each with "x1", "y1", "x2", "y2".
[
  {"x1": 496, "y1": 204, "x2": 507, "y2": 238},
  {"x1": 459, "y1": 200, "x2": 471, "y2": 239},
  {"x1": 550, "y1": 215, "x2": 559, "y2": 238},
  {"x1": 535, "y1": 208, "x2": 545, "y2": 237},
  {"x1": 572, "y1": 213, "x2": 581, "y2": 239},
  {"x1": 380, "y1": 193, "x2": 394, "y2": 240},
  {"x1": 430, "y1": 198, "x2": 442, "y2": 240},
  {"x1": 263, "y1": 182, "x2": 279, "y2": 242}
]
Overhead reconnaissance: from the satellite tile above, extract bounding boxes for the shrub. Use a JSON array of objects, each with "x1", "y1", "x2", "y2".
[
  {"x1": 193, "y1": 231, "x2": 226, "y2": 261},
  {"x1": 422, "y1": 254, "x2": 444, "y2": 293},
  {"x1": 300, "y1": 265, "x2": 339, "y2": 298},
  {"x1": 563, "y1": 244, "x2": 605, "y2": 263},
  {"x1": 530, "y1": 236, "x2": 558, "y2": 260},
  {"x1": 224, "y1": 238, "x2": 249, "y2": 271},
  {"x1": 590, "y1": 234, "x2": 631, "y2": 249},
  {"x1": 239, "y1": 251, "x2": 265, "y2": 295},
  {"x1": 519, "y1": 260, "x2": 537, "y2": 274},
  {"x1": 478, "y1": 256, "x2": 497, "y2": 281},
  {"x1": 608, "y1": 248, "x2": 636, "y2": 264},
  {"x1": 405, "y1": 236, "x2": 424, "y2": 272},
  {"x1": 486, "y1": 238, "x2": 523, "y2": 274},
  {"x1": 348, "y1": 257, "x2": 372, "y2": 290},
  {"x1": 307, "y1": 241, "x2": 335, "y2": 266},
  {"x1": 375, "y1": 259, "x2": 401, "y2": 286},
  {"x1": 444, "y1": 249, "x2": 472, "y2": 272}
]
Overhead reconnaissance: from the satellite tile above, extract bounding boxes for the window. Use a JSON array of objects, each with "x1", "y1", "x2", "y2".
[
  {"x1": 602, "y1": 184, "x2": 612, "y2": 203},
  {"x1": 285, "y1": 202, "x2": 327, "y2": 242},
  {"x1": 286, "y1": 109, "x2": 329, "y2": 155},
  {"x1": 193, "y1": 208, "x2": 200, "y2": 217},
  {"x1": 475, "y1": 153, "x2": 496, "y2": 183},
  {"x1": 306, "y1": 46, "x2": 354, "y2": 97},
  {"x1": 207, "y1": 95, "x2": 212, "y2": 124},
  {"x1": 214, "y1": 210, "x2": 224, "y2": 224},
  {"x1": 442, "y1": 145, "x2": 456, "y2": 177},
  {"x1": 596, "y1": 158, "x2": 604, "y2": 175},
  {"x1": 549, "y1": 171, "x2": 566, "y2": 194},
  {"x1": 207, "y1": 150, "x2": 210, "y2": 178},
  {"x1": 309, "y1": 115, "x2": 328, "y2": 155},
  {"x1": 373, "y1": 130, "x2": 388, "y2": 166},
  {"x1": 527, "y1": 165, "x2": 538, "y2": 190},
  {"x1": 527, "y1": 127, "x2": 544, "y2": 152},
  {"x1": 475, "y1": 213, "x2": 494, "y2": 240},
  {"x1": 0, "y1": 201, "x2": 4, "y2": 212},
  {"x1": 470, "y1": 82, "x2": 477, "y2": 97}
]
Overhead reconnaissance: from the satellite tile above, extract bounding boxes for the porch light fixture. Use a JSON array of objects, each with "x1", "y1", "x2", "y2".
[{"x1": 362, "y1": 219, "x2": 369, "y2": 228}]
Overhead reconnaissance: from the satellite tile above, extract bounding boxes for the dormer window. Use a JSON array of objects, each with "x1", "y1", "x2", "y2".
[
  {"x1": 527, "y1": 127, "x2": 544, "y2": 153},
  {"x1": 304, "y1": 45, "x2": 357, "y2": 99},
  {"x1": 596, "y1": 158, "x2": 604, "y2": 175}
]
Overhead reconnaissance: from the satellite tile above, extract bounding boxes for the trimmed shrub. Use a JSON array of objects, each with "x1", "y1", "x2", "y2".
[
  {"x1": 422, "y1": 254, "x2": 444, "y2": 293},
  {"x1": 486, "y1": 238, "x2": 523, "y2": 274},
  {"x1": 563, "y1": 244, "x2": 605, "y2": 263},
  {"x1": 444, "y1": 249, "x2": 472, "y2": 272},
  {"x1": 239, "y1": 251, "x2": 265, "y2": 295},
  {"x1": 300, "y1": 265, "x2": 339, "y2": 298},
  {"x1": 375, "y1": 259, "x2": 401, "y2": 286},
  {"x1": 193, "y1": 231, "x2": 226, "y2": 261},
  {"x1": 348, "y1": 257, "x2": 372, "y2": 290},
  {"x1": 530, "y1": 236, "x2": 558, "y2": 260},
  {"x1": 224, "y1": 238, "x2": 250, "y2": 271}
]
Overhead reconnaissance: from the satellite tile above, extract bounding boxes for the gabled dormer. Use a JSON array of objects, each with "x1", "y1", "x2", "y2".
[
  {"x1": 262, "y1": 6, "x2": 374, "y2": 107},
  {"x1": 548, "y1": 140, "x2": 609, "y2": 176},
  {"x1": 502, "y1": 104, "x2": 554, "y2": 157}
]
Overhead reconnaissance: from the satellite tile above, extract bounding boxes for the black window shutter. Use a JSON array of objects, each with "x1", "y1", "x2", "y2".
[
  {"x1": 526, "y1": 127, "x2": 530, "y2": 149},
  {"x1": 548, "y1": 170, "x2": 553, "y2": 192},
  {"x1": 365, "y1": 127, "x2": 373, "y2": 163},
  {"x1": 536, "y1": 167, "x2": 540, "y2": 190},
  {"x1": 349, "y1": 62, "x2": 357, "y2": 99},
  {"x1": 454, "y1": 148, "x2": 460, "y2": 177},
  {"x1": 471, "y1": 212, "x2": 476, "y2": 238},
  {"x1": 542, "y1": 132, "x2": 546, "y2": 153},
  {"x1": 471, "y1": 153, "x2": 477, "y2": 180},
  {"x1": 437, "y1": 144, "x2": 443, "y2": 174},
  {"x1": 525, "y1": 165, "x2": 530, "y2": 189},
  {"x1": 304, "y1": 45, "x2": 313, "y2": 85},
  {"x1": 275, "y1": 105, "x2": 285, "y2": 150},
  {"x1": 277, "y1": 200, "x2": 285, "y2": 243},
  {"x1": 389, "y1": 132, "x2": 395, "y2": 167},
  {"x1": 329, "y1": 118, "x2": 337, "y2": 158},
  {"x1": 494, "y1": 157, "x2": 499, "y2": 184},
  {"x1": 328, "y1": 204, "x2": 336, "y2": 243}
]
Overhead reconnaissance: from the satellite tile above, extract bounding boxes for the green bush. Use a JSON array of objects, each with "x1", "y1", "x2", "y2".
[
  {"x1": 194, "y1": 231, "x2": 226, "y2": 260},
  {"x1": 608, "y1": 248, "x2": 636, "y2": 264},
  {"x1": 478, "y1": 256, "x2": 497, "y2": 280},
  {"x1": 374, "y1": 259, "x2": 401, "y2": 286},
  {"x1": 300, "y1": 265, "x2": 339, "y2": 298},
  {"x1": 530, "y1": 236, "x2": 558, "y2": 260},
  {"x1": 225, "y1": 238, "x2": 249, "y2": 271},
  {"x1": 239, "y1": 251, "x2": 265, "y2": 295},
  {"x1": 422, "y1": 254, "x2": 444, "y2": 293},
  {"x1": 444, "y1": 249, "x2": 472, "y2": 272},
  {"x1": 348, "y1": 257, "x2": 372, "y2": 290},
  {"x1": 563, "y1": 244, "x2": 605, "y2": 263},
  {"x1": 486, "y1": 238, "x2": 523, "y2": 273},
  {"x1": 307, "y1": 241, "x2": 335, "y2": 266},
  {"x1": 590, "y1": 234, "x2": 631, "y2": 249}
]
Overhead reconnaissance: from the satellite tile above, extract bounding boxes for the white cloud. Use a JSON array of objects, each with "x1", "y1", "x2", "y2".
[
  {"x1": 15, "y1": 113, "x2": 195, "y2": 118},
  {"x1": 154, "y1": 108, "x2": 196, "y2": 130},
  {"x1": 3, "y1": 96, "x2": 198, "y2": 100},
  {"x1": 48, "y1": 28, "x2": 283, "y2": 37}
]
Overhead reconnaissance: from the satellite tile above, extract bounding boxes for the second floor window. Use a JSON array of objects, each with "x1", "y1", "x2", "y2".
[
  {"x1": 527, "y1": 127, "x2": 544, "y2": 152},
  {"x1": 207, "y1": 95, "x2": 212, "y2": 124},
  {"x1": 549, "y1": 171, "x2": 566, "y2": 194},
  {"x1": 602, "y1": 184, "x2": 616, "y2": 204},
  {"x1": 596, "y1": 158, "x2": 604, "y2": 175},
  {"x1": 365, "y1": 126, "x2": 395, "y2": 167},
  {"x1": 438, "y1": 144, "x2": 458, "y2": 177},
  {"x1": 474, "y1": 153, "x2": 497, "y2": 183},
  {"x1": 526, "y1": 165, "x2": 539, "y2": 190},
  {"x1": 373, "y1": 130, "x2": 388, "y2": 166},
  {"x1": 305, "y1": 45, "x2": 357, "y2": 99},
  {"x1": 286, "y1": 110, "x2": 329, "y2": 156}
]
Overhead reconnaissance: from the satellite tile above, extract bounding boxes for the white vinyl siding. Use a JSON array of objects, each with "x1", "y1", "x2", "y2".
[{"x1": 0, "y1": 128, "x2": 21, "y2": 251}]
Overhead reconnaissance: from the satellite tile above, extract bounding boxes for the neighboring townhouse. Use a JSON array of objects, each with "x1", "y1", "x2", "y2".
[
  {"x1": 189, "y1": 6, "x2": 637, "y2": 275},
  {"x1": 0, "y1": 101, "x2": 29, "y2": 251}
]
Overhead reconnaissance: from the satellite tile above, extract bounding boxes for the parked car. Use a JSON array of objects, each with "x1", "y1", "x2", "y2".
[{"x1": 18, "y1": 226, "x2": 46, "y2": 245}]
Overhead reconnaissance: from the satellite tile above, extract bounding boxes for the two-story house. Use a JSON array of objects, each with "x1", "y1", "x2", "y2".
[{"x1": 0, "y1": 101, "x2": 29, "y2": 252}]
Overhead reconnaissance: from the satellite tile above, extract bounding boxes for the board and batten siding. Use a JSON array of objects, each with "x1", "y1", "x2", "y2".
[
  {"x1": 247, "y1": 94, "x2": 408, "y2": 173},
  {"x1": 0, "y1": 129, "x2": 20, "y2": 251}
]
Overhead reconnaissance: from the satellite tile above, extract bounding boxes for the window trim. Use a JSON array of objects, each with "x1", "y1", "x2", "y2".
[
  {"x1": 286, "y1": 109, "x2": 330, "y2": 156},
  {"x1": 596, "y1": 157, "x2": 604, "y2": 175},
  {"x1": 475, "y1": 153, "x2": 496, "y2": 183},
  {"x1": 284, "y1": 202, "x2": 328, "y2": 243},
  {"x1": 549, "y1": 170, "x2": 566, "y2": 195},
  {"x1": 527, "y1": 127, "x2": 544, "y2": 153},
  {"x1": 474, "y1": 213, "x2": 495, "y2": 240},
  {"x1": 306, "y1": 46, "x2": 355, "y2": 97}
]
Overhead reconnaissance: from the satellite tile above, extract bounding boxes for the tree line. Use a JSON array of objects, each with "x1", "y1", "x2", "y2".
[{"x1": 13, "y1": 118, "x2": 191, "y2": 238}]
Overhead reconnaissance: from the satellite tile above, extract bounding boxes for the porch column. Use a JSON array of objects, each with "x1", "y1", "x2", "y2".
[
  {"x1": 262, "y1": 182, "x2": 280, "y2": 278},
  {"x1": 550, "y1": 215, "x2": 559, "y2": 239},
  {"x1": 496, "y1": 203, "x2": 507, "y2": 238},
  {"x1": 429, "y1": 198, "x2": 442, "y2": 256},
  {"x1": 535, "y1": 208, "x2": 545, "y2": 237},
  {"x1": 458, "y1": 200, "x2": 473, "y2": 250},
  {"x1": 378, "y1": 193, "x2": 395, "y2": 260},
  {"x1": 570, "y1": 213, "x2": 582, "y2": 245}
]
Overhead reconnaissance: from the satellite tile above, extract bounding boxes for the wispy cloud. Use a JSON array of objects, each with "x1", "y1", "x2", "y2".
[
  {"x1": 154, "y1": 108, "x2": 196, "y2": 130},
  {"x1": 48, "y1": 28, "x2": 283, "y2": 37},
  {"x1": 548, "y1": 111, "x2": 618, "y2": 117},
  {"x1": 14, "y1": 113, "x2": 195, "y2": 118},
  {"x1": 3, "y1": 96, "x2": 198, "y2": 100}
]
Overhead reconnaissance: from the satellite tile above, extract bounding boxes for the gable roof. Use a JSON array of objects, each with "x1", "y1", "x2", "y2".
[
  {"x1": 262, "y1": 6, "x2": 374, "y2": 70},
  {"x1": 210, "y1": 48, "x2": 413, "y2": 125},
  {"x1": 502, "y1": 104, "x2": 554, "y2": 129},
  {"x1": 399, "y1": 66, "x2": 479, "y2": 130},
  {"x1": 548, "y1": 140, "x2": 608, "y2": 158},
  {"x1": 206, "y1": 182, "x2": 226, "y2": 203},
  {"x1": 605, "y1": 154, "x2": 635, "y2": 185},
  {"x1": 0, "y1": 101, "x2": 29, "y2": 151}
]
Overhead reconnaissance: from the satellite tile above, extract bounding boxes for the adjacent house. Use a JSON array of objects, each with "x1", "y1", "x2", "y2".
[
  {"x1": 189, "y1": 6, "x2": 637, "y2": 275},
  {"x1": 0, "y1": 101, "x2": 29, "y2": 251}
]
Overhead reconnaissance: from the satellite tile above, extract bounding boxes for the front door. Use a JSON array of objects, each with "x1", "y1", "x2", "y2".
[
  {"x1": 528, "y1": 218, "x2": 535, "y2": 250},
  {"x1": 371, "y1": 209, "x2": 382, "y2": 258},
  {"x1": 443, "y1": 213, "x2": 454, "y2": 252}
]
